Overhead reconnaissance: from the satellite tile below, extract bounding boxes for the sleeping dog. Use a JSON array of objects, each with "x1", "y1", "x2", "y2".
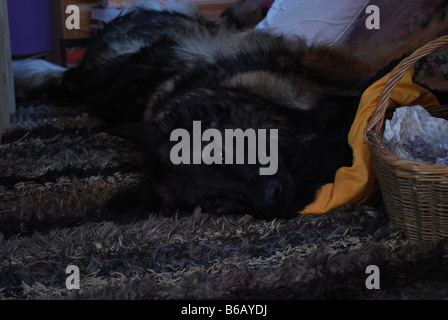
[{"x1": 13, "y1": 1, "x2": 448, "y2": 218}]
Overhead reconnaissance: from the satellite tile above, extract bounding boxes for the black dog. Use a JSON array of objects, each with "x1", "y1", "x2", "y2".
[{"x1": 13, "y1": 2, "x2": 448, "y2": 218}]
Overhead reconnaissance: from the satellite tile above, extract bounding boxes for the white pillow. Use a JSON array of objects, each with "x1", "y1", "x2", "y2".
[{"x1": 255, "y1": 0, "x2": 370, "y2": 46}]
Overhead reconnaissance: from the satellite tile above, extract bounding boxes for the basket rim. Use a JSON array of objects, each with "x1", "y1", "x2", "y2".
[
  {"x1": 367, "y1": 130, "x2": 448, "y2": 177},
  {"x1": 365, "y1": 36, "x2": 448, "y2": 172}
]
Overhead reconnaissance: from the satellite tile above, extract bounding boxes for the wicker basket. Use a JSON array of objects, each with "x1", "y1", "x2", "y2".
[{"x1": 365, "y1": 36, "x2": 448, "y2": 252}]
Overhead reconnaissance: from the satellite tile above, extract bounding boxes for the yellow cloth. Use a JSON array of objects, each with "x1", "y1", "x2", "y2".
[{"x1": 301, "y1": 65, "x2": 439, "y2": 214}]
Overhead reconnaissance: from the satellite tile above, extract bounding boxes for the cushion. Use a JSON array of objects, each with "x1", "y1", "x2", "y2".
[{"x1": 255, "y1": 0, "x2": 369, "y2": 45}]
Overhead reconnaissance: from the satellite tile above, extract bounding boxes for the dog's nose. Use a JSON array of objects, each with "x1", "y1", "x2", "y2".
[{"x1": 264, "y1": 180, "x2": 283, "y2": 207}]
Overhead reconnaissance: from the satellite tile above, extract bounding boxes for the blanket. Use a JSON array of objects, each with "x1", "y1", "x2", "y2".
[{"x1": 301, "y1": 66, "x2": 440, "y2": 214}]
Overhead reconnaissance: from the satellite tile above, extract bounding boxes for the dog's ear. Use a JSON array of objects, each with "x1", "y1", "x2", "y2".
[
  {"x1": 111, "y1": 116, "x2": 184, "y2": 165},
  {"x1": 111, "y1": 108, "x2": 184, "y2": 142},
  {"x1": 112, "y1": 121, "x2": 165, "y2": 147}
]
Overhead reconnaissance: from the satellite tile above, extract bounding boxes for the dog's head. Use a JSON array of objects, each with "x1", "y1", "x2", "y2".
[
  {"x1": 109, "y1": 76, "x2": 358, "y2": 219},
  {"x1": 113, "y1": 92, "x2": 302, "y2": 219}
]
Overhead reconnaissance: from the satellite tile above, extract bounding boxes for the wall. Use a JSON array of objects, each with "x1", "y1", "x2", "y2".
[{"x1": 8, "y1": 0, "x2": 53, "y2": 55}]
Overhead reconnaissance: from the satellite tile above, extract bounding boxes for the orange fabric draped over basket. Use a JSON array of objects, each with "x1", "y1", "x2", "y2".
[{"x1": 300, "y1": 65, "x2": 439, "y2": 215}]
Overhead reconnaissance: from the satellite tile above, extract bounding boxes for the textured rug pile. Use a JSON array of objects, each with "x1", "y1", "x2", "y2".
[
  {"x1": 2, "y1": 0, "x2": 448, "y2": 301},
  {"x1": 1, "y1": 103, "x2": 448, "y2": 300}
]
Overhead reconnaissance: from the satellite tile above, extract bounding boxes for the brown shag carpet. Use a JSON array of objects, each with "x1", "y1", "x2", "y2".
[{"x1": 1, "y1": 103, "x2": 448, "y2": 300}]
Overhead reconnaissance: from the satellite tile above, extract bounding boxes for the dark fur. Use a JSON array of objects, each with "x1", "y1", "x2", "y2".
[{"x1": 13, "y1": 5, "x2": 448, "y2": 218}]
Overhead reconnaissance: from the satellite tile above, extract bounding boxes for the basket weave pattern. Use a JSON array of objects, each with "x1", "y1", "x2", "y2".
[{"x1": 365, "y1": 36, "x2": 448, "y2": 250}]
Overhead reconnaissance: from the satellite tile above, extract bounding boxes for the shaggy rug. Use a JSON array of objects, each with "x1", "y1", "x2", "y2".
[
  {"x1": 1, "y1": 102, "x2": 448, "y2": 301},
  {"x1": 2, "y1": 0, "x2": 448, "y2": 302}
]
